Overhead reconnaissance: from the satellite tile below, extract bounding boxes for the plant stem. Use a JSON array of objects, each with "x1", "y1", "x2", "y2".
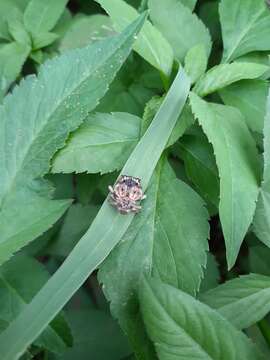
[{"x1": 258, "y1": 319, "x2": 270, "y2": 349}]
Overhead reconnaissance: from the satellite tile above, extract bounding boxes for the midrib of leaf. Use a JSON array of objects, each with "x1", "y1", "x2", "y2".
[
  {"x1": 64, "y1": 138, "x2": 137, "y2": 149},
  {"x1": 144, "y1": 279, "x2": 213, "y2": 359},
  {"x1": 1, "y1": 38, "x2": 131, "y2": 206},
  {"x1": 223, "y1": 7, "x2": 265, "y2": 62}
]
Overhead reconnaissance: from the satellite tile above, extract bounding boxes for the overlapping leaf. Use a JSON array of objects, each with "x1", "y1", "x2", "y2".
[
  {"x1": 149, "y1": 0, "x2": 212, "y2": 62},
  {"x1": 200, "y1": 274, "x2": 270, "y2": 330},
  {"x1": 190, "y1": 93, "x2": 260, "y2": 268},
  {"x1": 96, "y1": 0, "x2": 174, "y2": 77},
  {"x1": 220, "y1": 0, "x2": 270, "y2": 62},
  {"x1": 140, "y1": 277, "x2": 264, "y2": 360}
]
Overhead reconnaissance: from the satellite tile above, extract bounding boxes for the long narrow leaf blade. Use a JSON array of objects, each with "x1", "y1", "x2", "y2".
[{"x1": 0, "y1": 69, "x2": 190, "y2": 360}]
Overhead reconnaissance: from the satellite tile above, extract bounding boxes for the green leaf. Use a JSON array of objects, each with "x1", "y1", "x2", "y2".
[
  {"x1": 8, "y1": 19, "x2": 31, "y2": 46},
  {"x1": 32, "y1": 31, "x2": 59, "y2": 50},
  {"x1": 149, "y1": 0, "x2": 212, "y2": 62},
  {"x1": 178, "y1": 128, "x2": 219, "y2": 208},
  {"x1": 96, "y1": 0, "x2": 174, "y2": 77},
  {"x1": 99, "y1": 157, "x2": 209, "y2": 358},
  {"x1": 220, "y1": 80, "x2": 269, "y2": 134},
  {"x1": 0, "y1": 41, "x2": 30, "y2": 93},
  {"x1": 0, "y1": 66, "x2": 190, "y2": 359},
  {"x1": 54, "y1": 309, "x2": 131, "y2": 360},
  {"x1": 0, "y1": 255, "x2": 72, "y2": 354},
  {"x1": 220, "y1": 0, "x2": 270, "y2": 62},
  {"x1": 194, "y1": 62, "x2": 269, "y2": 97},
  {"x1": 0, "y1": 0, "x2": 22, "y2": 41},
  {"x1": 52, "y1": 112, "x2": 141, "y2": 174},
  {"x1": 184, "y1": 44, "x2": 207, "y2": 84},
  {"x1": 58, "y1": 14, "x2": 114, "y2": 52},
  {"x1": 0, "y1": 14, "x2": 146, "y2": 266},
  {"x1": 23, "y1": 0, "x2": 68, "y2": 34},
  {"x1": 140, "y1": 276, "x2": 264, "y2": 360},
  {"x1": 200, "y1": 274, "x2": 270, "y2": 330},
  {"x1": 253, "y1": 90, "x2": 270, "y2": 246},
  {"x1": 235, "y1": 52, "x2": 270, "y2": 80},
  {"x1": 199, "y1": 253, "x2": 220, "y2": 293},
  {"x1": 181, "y1": 0, "x2": 197, "y2": 11},
  {"x1": 189, "y1": 93, "x2": 260, "y2": 268}
]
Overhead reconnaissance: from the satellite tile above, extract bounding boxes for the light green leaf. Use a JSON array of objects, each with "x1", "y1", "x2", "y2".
[
  {"x1": 0, "y1": 0, "x2": 22, "y2": 41},
  {"x1": 24, "y1": 0, "x2": 68, "y2": 34},
  {"x1": 99, "y1": 157, "x2": 209, "y2": 358},
  {"x1": 199, "y1": 253, "x2": 220, "y2": 293},
  {"x1": 0, "y1": 41, "x2": 30, "y2": 93},
  {"x1": 235, "y1": 52, "x2": 270, "y2": 80},
  {"x1": 184, "y1": 44, "x2": 208, "y2": 84},
  {"x1": 52, "y1": 112, "x2": 141, "y2": 174},
  {"x1": 181, "y1": 0, "x2": 197, "y2": 11},
  {"x1": 32, "y1": 31, "x2": 59, "y2": 50},
  {"x1": 220, "y1": 0, "x2": 270, "y2": 62},
  {"x1": 0, "y1": 255, "x2": 72, "y2": 354},
  {"x1": 194, "y1": 62, "x2": 269, "y2": 97},
  {"x1": 200, "y1": 274, "x2": 270, "y2": 330},
  {"x1": 149, "y1": 0, "x2": 212, "y2": 62},
  {"x1": 96, "y1": 0, "x2": 174, "y2": 77},
  {"x1": 140, "y1": 276, "x2": 264, "y2": 360},
  {"x1": 190, "y1": 93, "x2": 260, "y2": 268},
  {"x1": 8, "y1": 19, "x2": 31, "y2": 46},
  {"x1": 179, "y1": 128, "x2": 219, "y2": 208},
  {"x1": 220, "y1": 80, "x2": 269, "y2": 134},
  {"x1": 58, "y1": 14, "x2": 114, "y2": 52},
  {"x1": 0, "y1": 15, "x2": 146, "y2": 266},
  {"x1": 253, "y1": 90, "x2": 270, "y2": 246},
  {"x1": 0, "y1": 65, "x2": 190, "y2": 359}
]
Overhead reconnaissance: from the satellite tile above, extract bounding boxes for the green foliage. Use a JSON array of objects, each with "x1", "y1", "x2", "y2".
[{"x1": 1, "y1": 1, "x2": 270, "y2": 359}]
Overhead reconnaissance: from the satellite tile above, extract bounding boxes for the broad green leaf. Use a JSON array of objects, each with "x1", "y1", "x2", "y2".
[
  {"x1": 179, "y1": 128, "x2": 219, "y2": 208},
  {"x1": 194, "y1": 62, "x2": 269, "y2": 97},
  {"x1": 220, "y1": 80, "x2": 269, "y2": 134},
  {"x1": 253, "y1": 91, "x2": 270, "y2": 246},
  {"x1": 149, "y1": 0, "x2": 212, "y2": 62},
  {"x1": 99, "y1": 157, "x2": 209, "y2": 358},
  {"x1": 0, "y1": 41, "x2": 30, "y2": 94},
  {"x1": 59, "y1": 14, "x2": 114, "y2": 52},
  {"x1": 190, "y1": 93, "x2": 260, "y2": 268},
  {"x1": 52, "y1": 112, "x2": 141, "y2": 174},
  {"x1": 8, "y1": 19, "x2": 31, "y2": 46},
  {"x1": 200, "y1": 274, "x2": 270, "y2": 330},
  {"x1": 96, "y1": 0, "x2": 174, "y2": 77},
  {"x1": 0, "y1": 15, "x2": 146, "y2": 266},
  {"x1": 199, "y1": 253, "x2": 220, "y2": 293},
  {"x1": 235, "y1": 52, "x2": 270, "y2": 80},
  {"x1": 24, "y1": 0, "x2": 68, "y2": 34},
  {"x1": 0, "y1": 255, "x2": 72, "y2": 354},
  {"x1": 184, "y1": 44, "x2": 208, "y2": 84},
  {"x1": 220, "y1": 0, "x2": 270, "y2": 62},
  {"x1": 140, "y1": 276, "x2": 263, "y2": 360},
  {"x1": 249, "y1": 245, "x2": 270, "y2": 276},
  {"x1": 0, "y1": 66, "x2": 190, "y2": 359},
  {"x1": 48, "y1": 204, "x2": 98, "y2": 257},
  {"x1": 52, "y1": 309, "x2": 131, "y2": 360}
]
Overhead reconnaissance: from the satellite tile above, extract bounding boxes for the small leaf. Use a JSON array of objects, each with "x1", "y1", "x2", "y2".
[
  {"x1": 184, "y1": 44, "x2": 208, "y2": 84},
  {"x1": 190, "y1": 93, "x2": 260, "y2": 268},
  {"x1": 200, "y1": 274, "x2": 270, "y2": 330},
  {"x1": 52, "y1": 112, "x2": 141, "y2": 174},
  {"x1": 99, "y1": 157, "x2": 209, "y2": 358},
  {"x1": 0, "y1": 13, "x2": 146, "y2": 266},
  {"x1": 140, "y1": 276, "x2": 264, "y2": 360},
  {"x1": 220, "y1": 0, "x2": 270, "y2": 62},
  {"x1": 253, "y1": 90, "x2": 270, "y2": 246},
  {"x1": 0, "y1": 255, "x2": 72, "y2": 354},
  {"x1": 32, "y1": 31, "x2": 59, "y2": 50},
  {"x1": 194, "y1": 62, "x2": 269, "y2": 97},
  {"x1": 149, "y1": 0, "x2": 212, "y2": 62},
  {"x1": 220, "y1": 80, "x2": 269, "y2": 134},
  {"x1": 23, "y1": 0, "x2": 68, "y2": 34},
  {"x1": 96, "y1": 0, "x2": 174, "y2": 77}
]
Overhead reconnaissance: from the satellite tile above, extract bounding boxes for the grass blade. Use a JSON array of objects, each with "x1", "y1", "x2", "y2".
[{"x1": 0, "y1": 69, "x2": 190, "y2": 360}]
